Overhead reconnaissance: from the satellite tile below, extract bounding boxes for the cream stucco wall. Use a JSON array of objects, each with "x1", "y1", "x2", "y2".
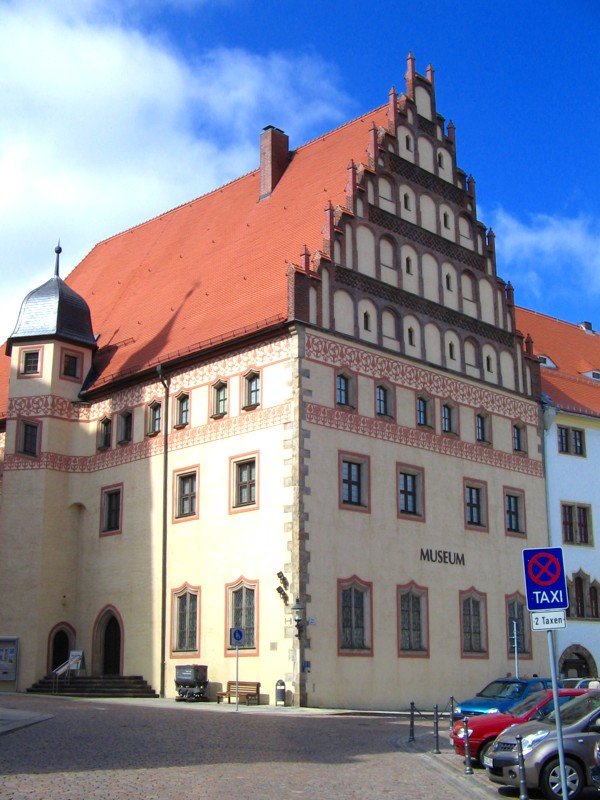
[{"x1": 300, "y1": 331, "x2": 549, "y2": 709}]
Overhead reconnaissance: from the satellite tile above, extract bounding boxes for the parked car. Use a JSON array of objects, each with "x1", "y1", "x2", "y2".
[
  {"x1": 454, "y1": 677, "x2": 555, "y2": 719},
  {"x1": 485, "y1": 690, "x2": 600, "y2": 800},
  {"x1": 450, "y1": 688, "x2": 586, "y2": 763}
]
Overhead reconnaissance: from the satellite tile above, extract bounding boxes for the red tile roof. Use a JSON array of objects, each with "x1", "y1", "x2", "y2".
[
  {"x1": 515, "y1": 307, "x2": 600, "y2": 418},
  {"x1": 1, "y1": 106, "x2": 388, "y2": 412}
]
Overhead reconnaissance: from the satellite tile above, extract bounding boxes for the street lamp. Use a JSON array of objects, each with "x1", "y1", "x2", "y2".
[{"x1": 291, "y1": 597, "x2": 304, "y2": 638}]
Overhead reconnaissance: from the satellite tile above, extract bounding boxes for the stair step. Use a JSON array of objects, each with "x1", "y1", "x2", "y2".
[{"x1": 27, "y1": 674, "x2": 159, "y2": 698}]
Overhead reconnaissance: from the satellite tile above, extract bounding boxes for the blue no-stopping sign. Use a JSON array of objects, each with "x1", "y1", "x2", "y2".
[{"x1": 522, "y1": 547, "x2": 569, "y2": 612}]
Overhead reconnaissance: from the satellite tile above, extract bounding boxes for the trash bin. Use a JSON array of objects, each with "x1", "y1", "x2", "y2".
[
  {"x1": 275, "y1": 679, "x2": 286, "y2": 706},
  {"x1": 175, "y1": 664, "x2": 208, "y2": 701}
]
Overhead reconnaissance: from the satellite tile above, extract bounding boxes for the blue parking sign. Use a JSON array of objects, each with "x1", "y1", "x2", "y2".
[{"x1": 522, "y1": 547, "x2": 569, "y2": 612}]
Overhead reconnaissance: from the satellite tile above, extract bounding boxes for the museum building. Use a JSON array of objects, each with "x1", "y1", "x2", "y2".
[{"x1": 0, "y1": 56, "x2": 551, "y2": 708}]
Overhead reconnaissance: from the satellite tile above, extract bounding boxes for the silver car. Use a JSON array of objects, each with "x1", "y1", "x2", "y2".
[{"x1": 485, "y1": 691, "x2": 600, "y2": 799}]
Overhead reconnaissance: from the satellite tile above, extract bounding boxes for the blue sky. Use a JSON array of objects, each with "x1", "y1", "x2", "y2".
[{"x1": 1, "y1": 0, "x2": 599, "y2": 343}]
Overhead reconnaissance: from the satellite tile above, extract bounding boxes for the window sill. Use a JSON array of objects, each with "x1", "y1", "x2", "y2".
[
  {"x1": 117, "y1": 439, "x2": 132, "y2": 446},
  {"x1": 173, "y1": 423, "x2": 188, "y2": 430},
  {"x1": 210, "y1": 412, "x2": 227, "y2": 420},
  {"x1": 242, "y1": 403, "x2": 260, "y2": 411},
  {"x1": 146, "y1": 430, "x2": 160, "y2": 438}
]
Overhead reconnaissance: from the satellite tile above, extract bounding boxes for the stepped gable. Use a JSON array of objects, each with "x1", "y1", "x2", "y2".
[{"x1": 516, "y1": 307, "x2": 600, "y2": 417}]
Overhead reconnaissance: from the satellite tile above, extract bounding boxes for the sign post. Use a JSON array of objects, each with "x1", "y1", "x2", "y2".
[
  {"x1": 522, "y1": 547, "x2": 569, "y2": 800},
  {"x1": 230, "y1": 627, "x2": 244, "y2": 711}
]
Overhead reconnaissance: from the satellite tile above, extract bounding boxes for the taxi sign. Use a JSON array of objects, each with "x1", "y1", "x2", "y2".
[{"x1": 522, "y1": 547, "x2": 569, "y2": 612}]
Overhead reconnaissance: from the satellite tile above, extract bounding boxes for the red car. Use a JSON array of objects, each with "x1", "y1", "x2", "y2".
[{"x1": 450, "y1": 689, "x2": 586, "y2": 763}]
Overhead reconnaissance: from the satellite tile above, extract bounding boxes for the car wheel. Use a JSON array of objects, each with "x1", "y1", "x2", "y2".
[
  {"x1": 477, "y1": 739, "x2": 495, "y2": 764},
  {"x1": 541, "y1": 758, "x2": 584, "y2": 800}
]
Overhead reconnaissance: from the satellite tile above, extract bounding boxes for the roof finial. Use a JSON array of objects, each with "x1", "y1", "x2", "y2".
[{"x1": 54, "y1": 241, "x2": 62, "y2": 277}]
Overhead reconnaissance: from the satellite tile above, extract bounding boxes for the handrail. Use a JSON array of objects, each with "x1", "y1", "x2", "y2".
[{"x1": 51, "y1": 654, "x2": 82, "y2": 693}]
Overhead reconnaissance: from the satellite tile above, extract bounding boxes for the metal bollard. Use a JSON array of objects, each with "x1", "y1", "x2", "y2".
[
  {"x1": 515, "y1": 734, "x2": 529, "y2": 800},
  {"x1": 449, "y1": 695, "x2": 455, "y2": 731},
  {"x1": 408, "y1": 701, "x2": 415, "y2": 743},
  {"x1": 432, "y1": 704, "x2": 441, "y2": 754},
  {"x1": 463, "y1": 716, "x2": 474, "y2": 775}
]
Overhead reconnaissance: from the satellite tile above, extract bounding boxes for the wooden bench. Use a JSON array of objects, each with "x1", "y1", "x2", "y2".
[{"x1": 216, "y1": 680, "x2": 261, "y2": 705}]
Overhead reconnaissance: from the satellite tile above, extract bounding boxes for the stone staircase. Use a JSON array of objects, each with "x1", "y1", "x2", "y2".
[{"x1": 27, "y1": 674, "x2": 159, "y2": 698}]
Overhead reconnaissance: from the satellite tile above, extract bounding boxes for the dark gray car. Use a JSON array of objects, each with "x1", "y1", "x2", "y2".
[{"x1": 485, "y1": 691, "x2": 600, "y2": 799}]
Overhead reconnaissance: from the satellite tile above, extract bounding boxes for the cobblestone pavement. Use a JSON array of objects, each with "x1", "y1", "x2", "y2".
[{"x1": 0, "y1": 693, "x2": 590, "y2": 800}]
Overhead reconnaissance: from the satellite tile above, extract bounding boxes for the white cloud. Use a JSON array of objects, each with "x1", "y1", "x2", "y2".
[
  {"x1": 489, "y1": 208, "x2": 600, "y2": 316},
  {"x1": 0, "y1": 0, "x2": 351, "y2": 342}
]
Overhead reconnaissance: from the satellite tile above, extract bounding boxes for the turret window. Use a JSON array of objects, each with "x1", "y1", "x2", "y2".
[
  {"x1": 19, "y1": 348, "x2": 41, "y2": 376},
  {"x1": 98, "y1": 417, "x2": 112, "y2": 450},
  {"x1": 62, "y1": 352, "x2": 81, "y2": 380},
  {"x1": 19, "y1": 420, "x2": 39, "y2": 457}
]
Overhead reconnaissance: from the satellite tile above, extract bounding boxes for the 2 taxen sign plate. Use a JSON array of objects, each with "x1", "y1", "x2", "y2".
[
  {"x1": 531, "y1": 610, "x2": 567, "y2": 631},
  {"x1": 522, "y1": 547, "x2": 569, "y2": 612}
]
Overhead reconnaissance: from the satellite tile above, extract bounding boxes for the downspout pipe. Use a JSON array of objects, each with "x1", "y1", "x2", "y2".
[{"x1": 157, "y1": 364, "x2": 170, "y2": 698}]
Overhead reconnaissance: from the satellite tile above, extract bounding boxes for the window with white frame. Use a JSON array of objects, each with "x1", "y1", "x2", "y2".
[
  {"x1": 147, "y1": 401, "x2": 162, "y2": 435},
  {"x1": 233, "y1": 457, "x2": 257, "y2": 508},
  {"x1": 244, "y1": 371, "x2": 260, "y2": 408},
  {"x1": 18, "y1": 420, "x2": 39, "y2": 457},
  {"x1": 173, "y1": 587, "x2": 199, "y2": 652},
  {"x1": 97, "y1": 417, "x2": 112, "y2": 450},
  {"x1": 175, "y1": 393, "x2": 189, "y2": 427},
  {"x1": 340, "y1": 454, "x2": 369, "y2": 509},
  {"x1": 561, "y1": 503, "x2": 592, "y2": 545},
  {"x1": 512, "y1": 423, "x2": 527, "y2": 454},
  {"x1": 101, "y1": 485, "x2": 122, "y2": 534},
  {"x1": 475, "y1": 412, "x2": 490, "y2": 443},
  {"x1": 118, "y1": 410, "x2": 133, "y2": 444},
  {"x1": 441, "y1": 403, "x2": 456, "y2": 434},
  {"x1": 175, "y1": 470, "x2": 198, "y2": 519},
  {"x1": 20, "y1": 349, "x2": 40, "y2": 375},
  {"x1": 557, "y1": 426, "x2": 586, "y2": 456},
  {"x1": 566, "y1": 572, "x2": 600, "y2": 620},
  {"x1": 398, "y1": 583, "x2": 428, "y2": 655},
  {"x1": 505, "y1": 489, "x2": 526, "y2": 535},
  {"x1": 338, "y1": 577, "x2": 372, "y2": 653},
  {"x1": 416, "y1": 395, "x2": 432, "y2": 428},
  {"x1": 228, "y1": 580, "x2": 256, "y2": 649},
  {"x1": 62, "y1": 351, "x2": 81, "y2": 379},
  {"x1": 375, "y1": 384, "x2": 391, "y2": 417},
  {"x1": 461, "y1": 589, "x2": 487, "y2": 655},
  {"x1": 464, "y1": 480, "x2": 487, "y2": 529},
  {"x1": 336, "y1": 372, "x2": 352, "y2": 407},
  {"x1": 397, "y1": 465, "x2": 424, "y2": 519},
  {"x1": 212, "y1": 381, "x2": 228, "y2": 417}
]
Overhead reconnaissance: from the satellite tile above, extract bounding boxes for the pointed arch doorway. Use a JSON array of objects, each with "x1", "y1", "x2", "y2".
[
  {"x1": 47, "y1": 622, "x2": 76, "y2": 672},
  {"x1": 93, "y1": 607, "x2": 123, "y2": 676}
]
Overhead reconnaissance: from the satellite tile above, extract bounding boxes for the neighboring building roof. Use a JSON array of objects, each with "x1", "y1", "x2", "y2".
[
  {"x1": 515, "y1": 307, "x2": 600, "y2": 418},
  {"x1": 1, "y1": 105, "x2": 389, "y2": 411}
]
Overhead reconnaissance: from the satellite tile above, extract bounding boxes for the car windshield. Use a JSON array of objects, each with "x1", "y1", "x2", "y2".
[
  {"x1": 478, "y1": 680, "x2": 525, "y2": 699},
  {"x1": 508, "y1": 691, "x2": 548, "y2": 716},
  {"x1": 547, "y1": 693, "x2": 600, "y2": 726}
]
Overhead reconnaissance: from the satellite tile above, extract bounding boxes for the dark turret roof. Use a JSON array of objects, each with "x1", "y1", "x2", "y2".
[{"x1": 8, "y1": 274, "x2": 96, "y2": 351}]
